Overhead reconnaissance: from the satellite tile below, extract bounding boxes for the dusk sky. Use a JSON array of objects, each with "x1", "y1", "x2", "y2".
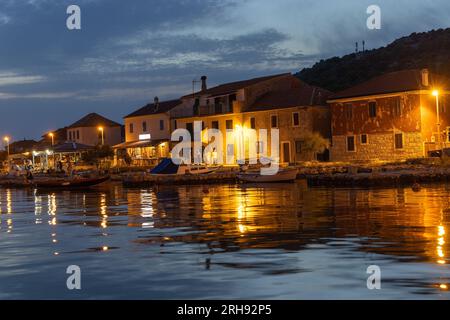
[{"x1": 1, "y1": 0, "x2": 450, "y2": 141}]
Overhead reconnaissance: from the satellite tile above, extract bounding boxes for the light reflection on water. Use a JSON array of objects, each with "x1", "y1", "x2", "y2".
[{"x1": 0, "y1": 182, "x2": 450, "y2": 299}]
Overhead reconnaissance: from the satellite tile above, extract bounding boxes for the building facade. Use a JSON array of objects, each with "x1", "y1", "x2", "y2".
[
  {"x1": 67, "y1": 113, "x2": 123, "y2": 147},
  {"x1": 116, "y1": 98, "x2": 181, "y2": 166},
  {"x1": 172, "y1": 74, "x2": 331, "y2": 164},
  {"x1": 328, "y1": 69, "x2": 450, "y2": 162}
]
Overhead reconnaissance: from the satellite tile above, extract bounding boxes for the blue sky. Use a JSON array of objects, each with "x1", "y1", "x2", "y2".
[{"x1": 1, "y1": 0, "x2": 450, "y2": 141}]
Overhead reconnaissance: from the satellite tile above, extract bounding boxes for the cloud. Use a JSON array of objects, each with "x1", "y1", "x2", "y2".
[
  {"x1": 0, "y1": 91, "x2": 75, "y2": 100},
  {"x1": 0, "y1": 72, "x2": 46, "y2": 86},
  {"x1": 0, "y1": 13, "x2": 10, "y2": 25}
]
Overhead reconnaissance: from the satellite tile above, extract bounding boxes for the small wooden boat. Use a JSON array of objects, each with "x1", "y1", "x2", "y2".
[
  {"x1": 237, "y1": 168, "x2": 298, "y2": 183},
  {"x1": 0, "y1": 175, "x2": 110, "y2": 189}
]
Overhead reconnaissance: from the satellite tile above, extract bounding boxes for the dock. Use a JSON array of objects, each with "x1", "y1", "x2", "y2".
[{"x1": 122, "y1": 171, "x2": 238, "y2": 187}]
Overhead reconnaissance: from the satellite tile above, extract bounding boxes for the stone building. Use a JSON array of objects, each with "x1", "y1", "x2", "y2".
[
  {"x1": 328, "y1": 69, "x2": 450, "y2": 162},
  {"x1": 172, "y1": 73, "x2": 331, "y2": 164}
]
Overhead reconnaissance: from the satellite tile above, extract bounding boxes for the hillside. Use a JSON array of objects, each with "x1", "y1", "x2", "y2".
[{"x1": 296, "y1": 28, "x2": 450, "y2": 92}]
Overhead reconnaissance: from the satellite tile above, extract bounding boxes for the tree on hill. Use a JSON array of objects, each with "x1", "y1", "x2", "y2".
[{"x1": 296, "y1": 28, "x2": 450, "y2": 92}]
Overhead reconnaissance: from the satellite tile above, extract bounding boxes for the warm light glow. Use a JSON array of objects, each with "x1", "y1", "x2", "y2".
[
  {"x1": 98, "y1": 126, "x2": 104, "y2": 131},
  {"x1": 440, "y1": 284, "x2": 448, "y2": 290},
  {"x1": 49, "y1": 132, "x2": 54, "y2": 137},
  {"x1": 432, "y1": 90, "x2": 439, "y2": 97},
  {"x1": 3, "y1": 136, "x2": 9, "y2": 143}
]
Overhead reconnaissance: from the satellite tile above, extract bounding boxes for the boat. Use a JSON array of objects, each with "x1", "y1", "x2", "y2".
[
  {"x1": 237, "y1": 168, "x2": 299, "y2": 183},
  {"x1": 150, "y1": 158, "x2": 220, "y2": 175},
  {"x1": 0, "y1": 175, "x2": 110, "y2": 189}
]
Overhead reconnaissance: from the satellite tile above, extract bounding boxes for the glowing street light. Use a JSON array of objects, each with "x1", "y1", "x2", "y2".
[
  {"x1": 98, "y1": 126, "x2": 104, "y2": 145},
  {"x1": 432, "y1": 90, "x2": 441, "y2": 150},
  {"x1": 49, "y1": 132, "x2": 54, "y2": 146},
  {"x1": 3, "y1": 136, "x2": 10, "y2": 156}
]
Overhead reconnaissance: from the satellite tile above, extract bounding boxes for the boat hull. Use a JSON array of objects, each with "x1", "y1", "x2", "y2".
[{"x1": 0, "y1": 176, "x2": 110, "y2": 189}]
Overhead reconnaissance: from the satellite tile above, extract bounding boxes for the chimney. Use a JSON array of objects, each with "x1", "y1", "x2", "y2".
[
  {"x1": 154, "y1": 96, "x2": 159, "y2": 111},
  {"x1": 201, "y1": 76, "x2": 207, "y2": 92},
  {"x1": 421, "y1": 69, "x2": 429, "y2": 87}
]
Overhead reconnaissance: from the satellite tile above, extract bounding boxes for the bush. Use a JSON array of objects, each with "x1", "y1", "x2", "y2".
[{"x1": 297, "y1": 132, "x2": 330, "y2": 159}]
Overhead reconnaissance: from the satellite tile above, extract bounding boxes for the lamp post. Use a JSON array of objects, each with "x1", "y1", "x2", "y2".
[
  {"x1": 433, "y1": 90, "x2": 441, "y2": 150},
  {"x1": 3, "y1": 136, "x2": 10, "y2": 157},
  {"x1": 98, "y1": 126, "x2": 104, "y2": 145},
  {"x1": 49, "y1": 132, "x2": 54, "y2": 146}
]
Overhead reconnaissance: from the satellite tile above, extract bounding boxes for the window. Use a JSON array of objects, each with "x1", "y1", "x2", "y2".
[
  {"x1": 395, "y1": 133, "x2": 403, "y2": 149},
  {"x1": 369, "y1": 102, "x2": 377, "y2": 118},
  {"x1": 295, "y1": 140, "x2": 302, "y2": 154},
  {"x1": 345, "y1": 104, "x2": 353, "y2": 119},
  {"x1": 347, "y1": 136, "x2": 355, "y2": 152},
  {"x1": 393, "y1": 97, "x2": 402, "y2": 117},
  {"x1": 174, "y1": 120, "x2": 177, "y2": 130},
  {"x1": 271, "y1": 115, "x2": 278, "y2": 128},
  {"x1": 256, "y1": 141, "x2": 264, "y2": 154},
  {"x1": 360, "y1": 134, "x2": 368, "y2": 145},
  {"x1": 69, "y1": 131, "x2": 72, "y2": 141},
  {"x1": 292, "y1": 112, "x2": 300, "y2": 127},
  {"x1": 160, "y1": 120, "x2": 164, "y2": 131},
  {"x1": 77, "y1": 130, "x2": 80, "y2": 140},
  {"x1": 142, "y1": 121, "x2": 147, "y2": 132},
  {"x1": 226, "y1": 120, "x2": 233, "y2": 130},
  {"x1": 250, "y1": 117, "x2": 256, "y2": 129},
  {"x1": 215, "y1": 97, "x2": 222, "y2": 114},
  {"x1": 129, "y1": 123, "x2": 134, "y2": 133},
  {"x1": 211, "y1": 121, "x2": 219, "y2": 130}
]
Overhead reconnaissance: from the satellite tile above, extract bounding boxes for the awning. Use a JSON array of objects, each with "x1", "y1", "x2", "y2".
[{"x1": 113, "y1": 139, "x2": 169, "y2": 149}]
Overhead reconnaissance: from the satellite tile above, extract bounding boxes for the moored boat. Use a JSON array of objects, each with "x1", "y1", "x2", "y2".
[
  {"x1": 237, "y1": 168, "x2": 298, "y2": 183},
  {"x1": 150, "y1": 158, "x2": 220, "y2": 175},
  {"x1": 0, "y1": 175, "x2": 110, "y2": 189}
]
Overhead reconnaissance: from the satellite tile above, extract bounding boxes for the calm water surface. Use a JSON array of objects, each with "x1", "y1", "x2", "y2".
[{"x1": 0, "y1": 181, "x2": 450, "y2": 299}]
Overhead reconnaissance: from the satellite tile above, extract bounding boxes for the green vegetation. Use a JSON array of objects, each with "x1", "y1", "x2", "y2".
[
  {"x1": 297, "y1": 132, "x2": 330, "y2": 159},
  {"x1": 81, "y1": 145, "x2": 114, "y2": 166},
  {"x1": 296, "y1": 28, "x2": 450, "y2": 92}
]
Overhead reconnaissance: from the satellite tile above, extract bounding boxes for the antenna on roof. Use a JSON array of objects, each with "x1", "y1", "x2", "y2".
[
  {"x1": 362, "y1": 40, "x2": 365, "y2": 52},
  {"x1": 192, "y1": 78, "x2": 201, "y2": 98},
  {"x1": 355, "y1": 42, "x2": 359, "y2": 53}
]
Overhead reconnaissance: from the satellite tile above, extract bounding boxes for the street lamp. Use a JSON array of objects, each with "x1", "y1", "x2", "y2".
[
  {"x1": 3, "y1": 136, "x2": 10, "y2": 157},
  {"x1": 49, "y1": 132, "x2": 54, "y2": 146},
  {"x1": 433, "y1": 90, "x2": 441, "y2": 150},
  {"x1": 98, "y1": 126, "x2": 104, "y2": 145}
]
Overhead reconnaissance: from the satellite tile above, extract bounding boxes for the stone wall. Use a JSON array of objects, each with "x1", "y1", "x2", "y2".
[{"x1": 330, "y1": 132, "x2": 424, "y2": 162}]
